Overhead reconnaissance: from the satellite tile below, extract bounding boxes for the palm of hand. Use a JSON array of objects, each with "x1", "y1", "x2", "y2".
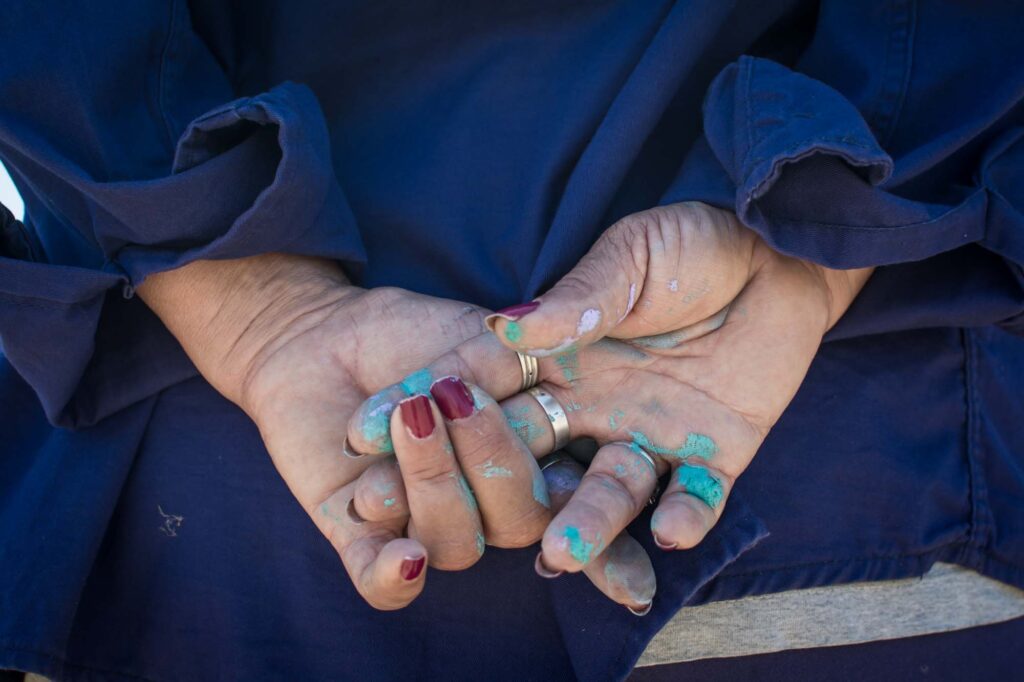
[{"x1": 240, "y1": 287, "x2": 489, "y2": 517}]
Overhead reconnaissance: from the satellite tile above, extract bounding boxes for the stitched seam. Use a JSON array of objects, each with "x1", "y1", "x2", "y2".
[
  {"x1": 720, "y1": 542, "x2": 967, "y2": 580},
  {"x1": 960, "y1": 329, "x2": 992, "y2": 564},
  {"x1": 156, "y1": 0, "x2": 180, "y2": 153},
  {"x1": 879, "y1": 0, "x2": 916, "y2": 147},
  {"x1": 0, "y1": 641, "x2": 158, "y2": 682}
]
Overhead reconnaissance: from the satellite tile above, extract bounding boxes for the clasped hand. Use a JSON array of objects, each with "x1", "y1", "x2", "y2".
[{"x1": 140, "y1": 202, "x2": 870, "y2": 613}]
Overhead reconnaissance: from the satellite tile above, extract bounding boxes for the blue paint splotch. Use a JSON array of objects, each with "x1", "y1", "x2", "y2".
[
  {"x1": 504, "y1": 320, "x2": 524, "y2": 343},
  {"x1": 676, "y1": 464, "x2": 723, "y2": 508},
  {"x1": 627, "y1": 430, "x2": 717, "y2": 461},
  {"x1": 476, "y1": 531, "x2": 486, "y2": 556},
  {"x1": 532, "y1": 470, "x2": 551, "y2": 508},
  {"x1": 455, "y1": 474, "x2": 478, "y2": 511},
  {"x1": 555, "y1": 346, "x2": 580, "y2": 383},
  {"x1": 400, "y1": 368, "x2": 433, "y2": 396},
  {"x1": 382, "y1": 497, "x2": 396, "y2": 508},
  {"x1": 361, "y1": 394, "x2": 395, "y2": 451},
  {"x1": 504, "y1": 405, "x2": 544, "y2": 444},
  {"x1": 562, "y1": 526, "x2": 602, "y2": 565},
  {"x1": 609, "y1": 408, "x2": 626, "y2": 431},
  {"x1": 480, "y1": 460, "x2": 513, "y2": 478}
]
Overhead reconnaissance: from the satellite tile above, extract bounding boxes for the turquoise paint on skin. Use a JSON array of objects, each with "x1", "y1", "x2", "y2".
[
  {"x1": 676, "y1": 464, "x2": 723, "y2": 508},
  {"x1": 470, "y1": 386, "x2": 494, "y2": 411},
  {"x1": 630, "y1": 328, "x2": 690, "y2": 350},
  {"x1": 361, "y1": 395, "x2": 395, "y2": 451},
  {"x1": 532, "y1": 471, "x2": 551, "y2": 508},
  {"x1": 480, "y1": 460, "x2": 513, "y2": 478},
  {"x1": 503, "y1": 405, "x2": 544, "y2": 444},
  {"x1": 613, "y1": 463, "x2": 628, "y2": 478},
  {"x1": 455, "y1": 474, "x2": 478, "y2": 510},
  {"x1": 562, "y1": 526, "x2": 601, "y2": 565},
  {"x1": 400, "y1": 368, "x2": 433, "y2": 396},
  {"x1": 628, "y1": 430, "x2": 718, "y2": 461},
  {"x1": 565, "y1": 401, "x2": 584, "y2": 412},
  {"x1": 476, "y1": 531, "x2": 486, "y2": 556},
  {"x1": 609, "y1": 409, "x2": 626, "y2": 430},
  {"x1": 594, "y1": 338, "x2": 649, "y2": 361},
  {"x1": 382, "y1": 497, "x2": 396, "y2": 508},
  {"x1": 372, "y1": 480, "x2": 395, "y2": 495},
  {"x1": 554, "y1": 346, "x2": 580, "y2": 382},
  {"x1": 504, "y1": 320, "x2": 523, "y2": 343},
  {"x1": 319, "y1": 503, "x2": 342, "y2": 523}
]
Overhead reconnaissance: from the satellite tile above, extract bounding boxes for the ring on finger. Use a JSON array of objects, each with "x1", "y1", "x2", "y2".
[
  {"x1": 538, "y1": 451, "x2": 575, "y2": 471},
  {"x1": 527, "y1": 386, "x2": 570, "y2": 451},
  {"x1": 516, "y1": 351, "x2": 539, "y2": 391}
]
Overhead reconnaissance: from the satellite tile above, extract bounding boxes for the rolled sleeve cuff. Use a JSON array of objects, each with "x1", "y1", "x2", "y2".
[
  {"x1": 0, "y1": 82, "x2": 366, "y2": 427},
  {"x1": 95, "y1": 81, "x2": 365, "y2": 286},
  {"x1": 700, "y1": 56, "x2": 987, "y2": 269}
]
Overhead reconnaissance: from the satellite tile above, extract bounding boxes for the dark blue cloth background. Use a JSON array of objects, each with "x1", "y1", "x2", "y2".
[{"x1": 1, "y1": 1, "x2": 1022, "y2": 680}]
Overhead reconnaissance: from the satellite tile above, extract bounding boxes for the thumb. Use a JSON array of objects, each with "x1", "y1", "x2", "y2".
[
  {"x1": 486, "y1": 216, "x2": 648, "y2": 355},
  {"x1": 486, "y1": 203, "x2": 755, "y2": 355}
]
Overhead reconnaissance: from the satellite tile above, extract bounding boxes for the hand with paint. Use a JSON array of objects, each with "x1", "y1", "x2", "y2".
[
  {"x1": 137, "y1": 253, "x2": 529, "y2": 609},
  {"x1": 139, "y1": 252, "x2": 656, "y2": 611},
  {"x1": 478, "y1": 201, "x2": 872, "y2": 572}
]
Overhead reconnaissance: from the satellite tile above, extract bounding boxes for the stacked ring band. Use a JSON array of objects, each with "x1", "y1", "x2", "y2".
[
  {"x1": 527, "y1": 386, "x2": 570, "y2": 450},
  {"x1": 516, "y1": 351, "x2": 539, "y2": 391}
]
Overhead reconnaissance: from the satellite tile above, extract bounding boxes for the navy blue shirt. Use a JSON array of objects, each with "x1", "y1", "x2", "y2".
[{"x1": 1, "y1": 1, "x2": 1023, "y2": 680}]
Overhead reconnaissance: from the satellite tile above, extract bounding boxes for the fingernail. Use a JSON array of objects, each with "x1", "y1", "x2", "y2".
[
  {"x1": 653, "y1": 534, "x2": 677, "y2": 551},
  {"x1": 627, "y1": 601, "x2": 653, "y2": 617},
  {"x1": 484, "y1": 301, "x2": 540, "y2": 331},
  {"x1": 400, "y1": 555, "x2": 426, "y2": 581},
  {"x1": 342, "y1": 437, "x2": 365, "y2": 459},
  {"x1": 399, "y1": 395, "x2": 435, "y2": 439},
  {"x1": 430, "y1": 376, "x2": 476, "y2": 420},
  {"x1": 534, "y1": 551, "x2": 563, "y2": 579},
  {"x1": 346, "y1": 498, "x2": 365, "y2": 525}
]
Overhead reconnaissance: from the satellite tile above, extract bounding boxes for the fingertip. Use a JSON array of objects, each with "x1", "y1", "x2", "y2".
[
  {"x1": 363, "y1": 538, "x2": 428, "y2": 610},
  {"x1": 650, "y1": 496, "x2": 714, "y2": 550}
]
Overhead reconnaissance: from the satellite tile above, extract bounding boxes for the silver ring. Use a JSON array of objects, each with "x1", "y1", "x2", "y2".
[
  {"x1": 630, "y1": 444, "x2": 658, "y2": 473},
  {"x1": 516, "y1": 351, "x2": 539, "y2": 391},
  {"x1": 527, "y1": 386, "x2": 570, "y2": 451},
  {"x1": 538, "y1": 451, "x2": 574, "y2": 471}
]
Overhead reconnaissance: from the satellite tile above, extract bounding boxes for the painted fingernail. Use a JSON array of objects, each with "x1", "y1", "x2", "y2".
[
  {"x1": 653, "y1": 534, "x2": 677, "y2": 551},
  {"x1": 534, "y1": 551, "x2": 563, "y2": 579},
  {"x1": 484, "y1": 301, "x2": 540, "y2": 331},
  {"x1": 342, "y1": 437, "x2": 366, "y2": 459},
  {"x1": 627, "y1": 601, "x2": 653, "y2": 617},
  {"x1": 399, "y1": 395, "x2": 435, "y2": 439},
  {"x1": 430, "y1": 376, "x2": 476, "y2": 420},
  {"x1": 346, "y1": 498, "x2": 365, "y2": 525},
  {"x1": 400, "y1": 555, "x2": 426, "y2": 581}
]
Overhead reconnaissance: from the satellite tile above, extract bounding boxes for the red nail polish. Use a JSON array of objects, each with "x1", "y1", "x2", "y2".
[
  {"x1": 494, "y1": 301, "x2": 540, "y2": 320},
  {"x1": 430, "y1": 376, "x2": 476, "y2": 420},
  {"x1": 399, "y1": 395, "x2": 435, "y2": 438},
  {"x1": 400, "y1": 555, "x2": 426, "y2": 581}
]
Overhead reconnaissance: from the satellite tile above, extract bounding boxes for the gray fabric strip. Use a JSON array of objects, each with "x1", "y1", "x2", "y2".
[{"x1": 638, "y1": 563, "x2": 1024, "y2": 666}]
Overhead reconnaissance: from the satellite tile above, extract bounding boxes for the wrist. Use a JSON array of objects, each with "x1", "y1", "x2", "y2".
[
  {"x1": 138, "y1": 253, "x2": 355, "y2": 408},
  {"x1": 816, "y1": 265, "x2": 874, "y2": 330}
]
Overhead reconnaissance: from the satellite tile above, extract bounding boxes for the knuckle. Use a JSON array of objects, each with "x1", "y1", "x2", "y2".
[
  {"x1": 402, "y1": 458, "x2": 459, "y2": 488},
  {"x1": 486, "y1": 507, "x2": 550, "y2": 549},
  {"x1": 586, "y1": 470, "x2": 643, "y2": 515}
]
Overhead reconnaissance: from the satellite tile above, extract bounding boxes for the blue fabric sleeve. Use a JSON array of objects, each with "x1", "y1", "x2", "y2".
[
  {"x1": 663, "y1": 1, "x2": 1024, "y2": 338},
  {"x1": 0, "y1": 2, "x2": 366, "y2": 427}
]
